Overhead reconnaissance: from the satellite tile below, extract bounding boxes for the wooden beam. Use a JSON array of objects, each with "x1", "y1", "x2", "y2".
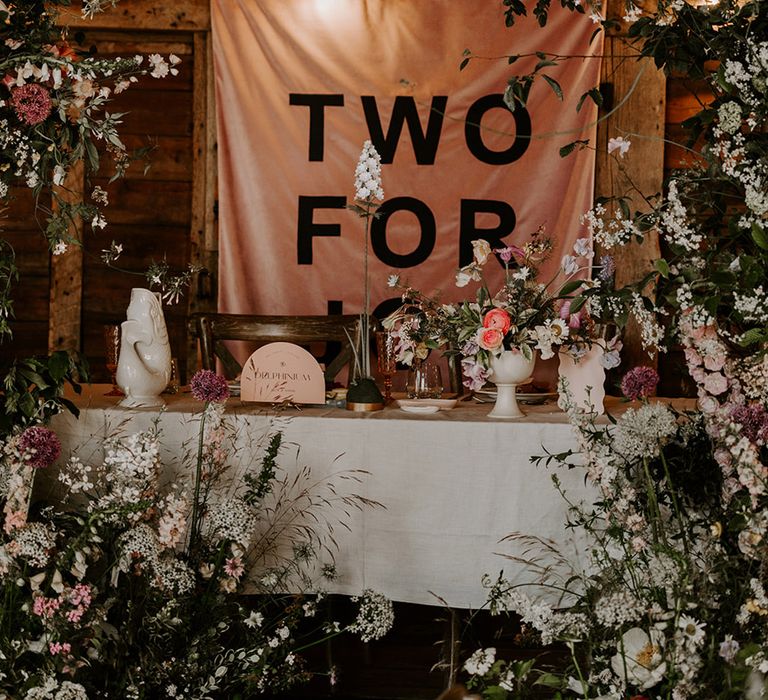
[
  {"x1": 48, "y1": 161, "x2": 85, "y2": 354},
  {"x1": 186, "y1": 30, "x2": 219, "y2": 381},
  {"x1": 595, "y1": 32, "x2": 666, "y2": 372},
  {"x1": 58, "y1": 0, "x2": 210, "y2": 31}
]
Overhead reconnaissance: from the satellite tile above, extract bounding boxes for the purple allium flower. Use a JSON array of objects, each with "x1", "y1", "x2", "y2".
[
  {"x1": 190, "y1": 369, "x2": 230, "y2": 403},
  {"x1": 18, "y1": 426, "x2": 61, "y2": 469},
  {"x1": 731, "y1": 403, "x2": 768, "y2": 445},
  {"x1": 10, "y1": 83, "x2": 53, "y2": 126},
  {"x1": 621, "y1": 366, "x2": 659, "y2": 401},
  {"x1": 598, "y1": 254, "x2": 615, "y2": 282}
]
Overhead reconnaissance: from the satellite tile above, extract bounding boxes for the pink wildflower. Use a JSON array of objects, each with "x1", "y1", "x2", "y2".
[
  {"x1": 69, "y1": 583, "x2": 92, "y2": 609},
  {"x1": 621, "y1": 366, "x2": 659, "y2": 401},
  {"x1": 493, "y1": 244, "x2": 524, "y2": 265},
  {"x1": 19, "y1": 426, "x2": 61, "y2": 468},
  {"x1": 224, "y1": 557, "x2": 244, "y2": 580},
  {"x1": 190, "y1": 369, "x2": 230, "y2": 403},
  {"x1": 49, "y1": 641, "x2": 71, "y2": 656},
  {"x1": 32, "y1": 595, "x2": 61, "y2": 619},
  {"x1": 4, "y1": 509, "x2": 26, "y2": 534},
  {"x1": 559, "y1": 300, "x2": 584, "y2": 330},
  {"x1": 66, "y1": 607, "x2": 85, "y2": 623},
  {"x1": 461, "y1": 356, "x2": 490, "y2": 392},
  {"x1": 9, "y1": 83, "x2": 53, "y2": 125}
]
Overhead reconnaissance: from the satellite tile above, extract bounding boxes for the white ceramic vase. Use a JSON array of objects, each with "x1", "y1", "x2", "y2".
[
  {"x1": 557, "y1": 345, "x2": 606, "y2": 415},
  {"x1": 487, "y1": 348, "x2": 536, "y2": 419},
  {"x1": 116, "y1": 288, "x2": 172, "y2": 408}
]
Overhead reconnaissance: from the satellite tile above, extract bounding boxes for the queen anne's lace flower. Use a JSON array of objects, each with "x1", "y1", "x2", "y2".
[
  {"x1": 718, "y1": 101, "x2": 742, "y2": 134},
  {"x1": 7, "y1": 522, "x2": 56, "y2": 568},
  {"x1": 348, "y1": 589, "x2": 394, "y2": 642},
  {"x1": 613, "y1": 403, "x2": 678, "y2": 462},
  {"x1": 206, "y1": 497, "x2": 256, "y2": 547}
]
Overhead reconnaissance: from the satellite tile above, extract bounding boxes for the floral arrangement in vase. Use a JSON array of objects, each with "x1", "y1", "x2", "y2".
[
  {"x1": 0, "y1": 370, "x2": 393, "y2": 697},
  {"x1": 385, "y1": 227, "x2": 612, "y2": 393},
  {"x1": 346, "y1": 140, "x2": 385, "y2": 409}
]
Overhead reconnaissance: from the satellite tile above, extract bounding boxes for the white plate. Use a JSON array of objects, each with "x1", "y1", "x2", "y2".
[
  {"x1": 473, "y1": 391, "x2": 557, "y2": 405},
  {"x1": 396, "y1": 398, "x2": 457, "y2": 411},
  {"x1": 399, "y1": 404, "x2": 441, "y2": 414}
]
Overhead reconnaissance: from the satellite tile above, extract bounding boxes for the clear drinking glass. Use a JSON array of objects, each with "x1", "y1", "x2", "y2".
[{"x1": 406, "y1": 361, "x2": 443, "y2": 399}]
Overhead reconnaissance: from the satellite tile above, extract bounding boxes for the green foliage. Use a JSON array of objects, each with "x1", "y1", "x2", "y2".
[{"x1": 0, "y1": 351, "x2": 87, "y2": 437}]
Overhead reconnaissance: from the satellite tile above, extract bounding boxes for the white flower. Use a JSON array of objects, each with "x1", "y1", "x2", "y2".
[
  {"x1": 387, "y1": 274, "x2": 400, "y2": 287},
  {"x1": 573, "y1": 236, "x2": 593, "y2": 259},
  {"x1": 718, "y1": 101, "x2": 742, "y2": 134},
  {"x1": 464, "y1": 647, "x2": 496, "y2": 676},
  {"x1": 148, "y1": 53, "x2": 169, "y2": 79},
  {"x1": 677, "y1": 614, "x2": 706, "y2": 647},
  {"x1": 52, "y1": 164, "x2": 66, "y2": 186},
  {"x1": 719, "y1": 634, "x2": 740, "y2": 663},
  {"x1": 561, "y1": 254, "x2": 580, "y2": 276},
  {"x1": 91, "y1": 214, "x2": 107, "y2": 230},
  {"x1": 472, "y1": 239, "x2": 492, "y2": 266},
  {"x1": 610, "y1": 627, "x2": 667, "y2": 690},
  {"x1": 607, "y1": 136, "x2": 631, "y2": 157},
  {"x1": 613, "y1": 403, "x2": 677, "y2": 462},
  {"x1": 243, "y1": 610, "x2": 264, "y2": 629},
  {"x1": 455, "y1": 264, "x2": 481, "y2": 288},
  {"x1": 512, "y1": 266, "x2": 531, "y2": 281},
  {"x1": 354, "y1": 140, "x2": 384, "y2": 201},
  {"x1": 52, "y1": 241, "x2": 68, "y2": 256},
  {"x1": 348, "y1": 589, "x2": 394, "y2": 642}
]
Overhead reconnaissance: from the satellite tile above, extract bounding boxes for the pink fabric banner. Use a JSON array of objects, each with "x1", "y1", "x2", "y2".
[{"x1": 212, "y1": 0, "x2": 602, "y2": 328}]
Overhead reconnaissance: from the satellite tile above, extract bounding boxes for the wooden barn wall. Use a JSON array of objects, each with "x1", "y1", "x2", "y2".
[
  {"x1": 3, "y1": 2, "x2": 704, "y2": 393},
  {"x1": 3, "y1": 21, "x2": 199, "y2": 383},
  {"x1": 80, "y1": 30, "x2": 195, "y2": 383},
  {"x1": 3, "y1": 186, "x2": 51, "y2": 360}
]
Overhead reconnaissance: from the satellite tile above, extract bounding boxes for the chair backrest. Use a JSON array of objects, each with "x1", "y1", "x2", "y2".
[{"x1": 190, "y1": 313, "x2": 364, "y2": 383}]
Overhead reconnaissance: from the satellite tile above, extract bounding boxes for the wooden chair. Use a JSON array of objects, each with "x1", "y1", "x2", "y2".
[{"x1": 189, "y1": 313, "x2": 365, "y2": 383}]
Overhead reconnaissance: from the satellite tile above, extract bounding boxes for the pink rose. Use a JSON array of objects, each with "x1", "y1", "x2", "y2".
[
  {"x1": 483, "y1": 308, "x2": 511, "y2": 335},
  {"x1": 477, "y1": 327, "x2": 504, "y2": 351}
]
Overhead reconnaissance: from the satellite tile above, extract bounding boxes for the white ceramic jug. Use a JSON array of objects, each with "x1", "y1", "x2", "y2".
[{"x1": 116, "y1": 288, "x2": 172, "y2": 407}]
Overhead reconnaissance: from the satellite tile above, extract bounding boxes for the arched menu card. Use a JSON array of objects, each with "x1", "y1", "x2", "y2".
[{"x1": 240, "y1": 342, "x2": 325, "y2": 404}]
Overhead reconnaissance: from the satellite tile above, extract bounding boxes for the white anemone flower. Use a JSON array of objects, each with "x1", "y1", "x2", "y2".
[{"x1": 610, "y1": 627, "x2": 667, "y2": 690}]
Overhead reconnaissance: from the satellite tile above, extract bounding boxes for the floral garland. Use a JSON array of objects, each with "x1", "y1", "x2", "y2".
[
  {"x1": 0, "y1": 0, "x2": 193, "y2": 338},
  {"x1": 455, "y1": 1, "x2": 768, "y2": 698}
]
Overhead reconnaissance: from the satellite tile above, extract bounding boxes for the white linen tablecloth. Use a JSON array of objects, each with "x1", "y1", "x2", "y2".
[{"x1": 47, "y1": 386, "x2": 599, "y2": 609}]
